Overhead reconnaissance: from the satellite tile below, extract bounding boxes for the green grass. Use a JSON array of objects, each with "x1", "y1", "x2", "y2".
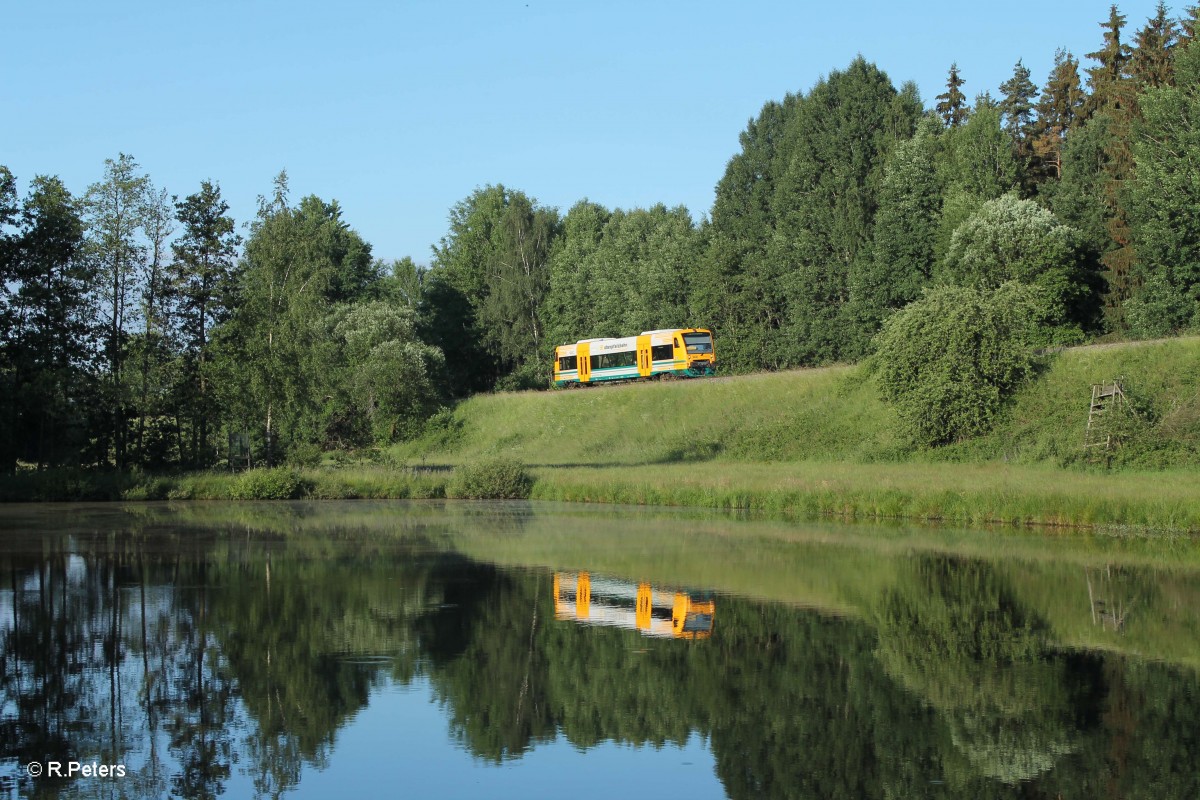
[
  {"x1": 939, "y1": 336, "x2": 1200, "y2": 468},
  {"x1": 528, "y1": 461, "x2": 1200, "y2": 531},
  {"x1": 0, "y1": 466, "x2": 450, "y2": 502},
  {"x1": 395, "y1": 364, "x2": 907, "y2": 466},
  {"x1": 6, "y1": 336, "x2": 1199, "y2": 529},
  {"x1": 385, "y1": 336, "x2": 1200, "y2": 530},
  {"x1": 395, "y1": 336, "x2": 1200, "y2": 470}
]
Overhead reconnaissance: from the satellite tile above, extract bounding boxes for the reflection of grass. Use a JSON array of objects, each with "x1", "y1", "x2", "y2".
[
  {"x1": 529, "y1": 462, "x2": 1200, "y2": 532},
  {"x1": 12, "y1": 500, "x2": 1200, "y2": 668}
]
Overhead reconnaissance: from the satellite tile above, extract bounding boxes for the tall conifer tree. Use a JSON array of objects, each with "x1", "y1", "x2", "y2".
[
  {"x1": 1180, "y1": 4, "x2": 1200, "y2": 45},
  {"x1": 1083, "y1": 6, "x2": 1141, "y2": 328},
  {"x1": 935, "y1": 63, "x2": 968, "y2": 128},
  {"x1": 171, "y1": 181, "x2": 240, "y2": 466},
  {"x1": 1130, "y1": 2, "x2": 1178, "y2": 89},
  {"x1": 1031, "y1": 50, "x2": 1085, "y2": 180},
  {"x1": 1126, "y1": 34, "x2": 1200, "y2": 335},
  {"x1": 1085, "y1": 5, "x2": 1135, "y2": 119},
  {"x1": 999, "y1": 60, "x2": 1040, "y2": 190}
]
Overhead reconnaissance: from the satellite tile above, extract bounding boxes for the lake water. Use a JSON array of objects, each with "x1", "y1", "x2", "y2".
[{"x1": 1, "y1": 500, "x2": 1198, "y2": 799}]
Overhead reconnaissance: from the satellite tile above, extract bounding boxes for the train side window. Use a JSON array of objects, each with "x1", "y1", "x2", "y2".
[
  {"x1": 651, "y1": 344, "x2": 672, "y2": 361},
  {"x1": 674, "y1": 338, "x2": 681, "y2": 349}
]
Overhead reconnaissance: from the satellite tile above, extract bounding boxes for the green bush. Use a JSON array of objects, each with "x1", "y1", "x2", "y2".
[
  {"x1": 494, "y1": 362, "x2": 548, "y2": 392},
  {"x1": 447, "y1": 457, "x2": 533, "y2": 499},
  {"x1": 286, "y1": 441, "x2": 324, "y2": 468},
  {"x1": 123, "y1": 477, "x2": 173, "y2": 501},
  {"x1": 874, "y1": 283, "x2": 1042, "y2": 447},
  {"x1": 231, "y1": 468, "x2": 309, "y2": 500}
]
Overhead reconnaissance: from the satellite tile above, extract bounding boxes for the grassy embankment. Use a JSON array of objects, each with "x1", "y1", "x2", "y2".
[
  {"x1": 388, "y1": 335, "x2": 1200, "y2": 531},
  {"x1": 3, "y1": 336, "x2": 1198, "y2": 530}
]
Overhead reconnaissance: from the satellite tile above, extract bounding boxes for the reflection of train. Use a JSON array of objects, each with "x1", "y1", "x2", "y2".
[
  {"x1": 553, "y1": 572, "x2": 715, "y2": 640},
  {"x1": 552, "y1": 328, "x2": 715, "y2": 387}
]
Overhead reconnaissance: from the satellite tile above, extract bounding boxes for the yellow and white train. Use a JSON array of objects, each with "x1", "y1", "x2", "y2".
[
  {"x1": 553, "y1": 572, "x2": 715, "y2": 640},
  {"x1": 552, "y1": 328, "x2": 715, "y2": 387}
]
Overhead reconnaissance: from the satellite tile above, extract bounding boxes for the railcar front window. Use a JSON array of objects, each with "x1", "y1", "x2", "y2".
[{"x1": 683, "y1": 333, "x2": 713, "y2": 354}]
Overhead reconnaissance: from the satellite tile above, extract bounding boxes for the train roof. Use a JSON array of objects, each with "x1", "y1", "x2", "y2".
[{"x1": 554, "y1": 328, "x2": 712, "y2": 349}]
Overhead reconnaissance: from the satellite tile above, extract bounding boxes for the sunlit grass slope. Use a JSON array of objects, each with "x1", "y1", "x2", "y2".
[
  {"x1": 942, "y1": 335, "x2": 1200, "y2": 468},
  {"x1": 388, "y1": 336, "x2": 1200, "y2": 530},
  {"x1": 398, "y1": 365, "x2": 905, "y2": 466},
  {"x1": 398, "y1": 335, "x2": 1200, "y2": 471}
]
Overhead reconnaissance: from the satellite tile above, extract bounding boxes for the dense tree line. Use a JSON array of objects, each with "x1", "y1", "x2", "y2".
[
  {"x1": 4, "y1": 3, "x2": 1199, "y2": 470},
  {"x1": 0, "y1": 166, "x2": 445, "y2": 470}
]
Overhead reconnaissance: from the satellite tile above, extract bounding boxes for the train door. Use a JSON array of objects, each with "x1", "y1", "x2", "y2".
[
  {"x1": 636, "y1": 583, "x2": 653, "y2": 631},
  {"x1": 636, "y1": 334, "x2": 652, "y2": 378},
  {"x1": 576, "y1": 572, "x2": 591, "y2": 619},
  {"x1": 578, "y1": 343, "x2": 591, "y2": 383}
]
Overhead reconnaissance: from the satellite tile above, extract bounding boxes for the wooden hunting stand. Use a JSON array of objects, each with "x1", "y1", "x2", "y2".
[{"x1": 1083, "y1": 381, "x2": 1128, "y2": 451}]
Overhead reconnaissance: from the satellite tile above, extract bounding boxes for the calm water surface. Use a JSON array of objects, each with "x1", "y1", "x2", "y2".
[{"x1": 1, "y1": 500, "x2": 1199, "y2": 799}]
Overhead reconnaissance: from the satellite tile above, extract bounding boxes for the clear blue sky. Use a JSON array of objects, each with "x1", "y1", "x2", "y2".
[{"x1": 2, "y1": 0, "x2": 1171, "y2": 263}]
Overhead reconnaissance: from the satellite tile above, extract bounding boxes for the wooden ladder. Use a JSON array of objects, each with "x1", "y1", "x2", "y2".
[{"x1": 1084, "y1": 381, "x2": 1126, "y2": 450}]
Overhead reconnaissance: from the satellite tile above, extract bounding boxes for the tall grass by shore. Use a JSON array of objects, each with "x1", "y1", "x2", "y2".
[
  {"x1": 0, "y1": 465, "x2": 450, "y2": 503},
  {"x1": 529, "y1": 461, "x2": 1200, "y2": 532},
  {"x1": 4, "y1": 458, "x2": 1198, "y2": 533}
]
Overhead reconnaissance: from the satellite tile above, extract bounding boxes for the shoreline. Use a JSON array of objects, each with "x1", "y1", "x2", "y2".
[{"x1": 4, "y1": 459, "x2": 1199, "y2": 535}]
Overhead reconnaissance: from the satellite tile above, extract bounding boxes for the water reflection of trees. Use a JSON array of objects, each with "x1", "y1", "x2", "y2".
[
  {"x1": 4, "y1": 531, "x2": 1200, "y2": 799},
  {"x1": 1, "y1": 537, "x2": 236, "y2": 800},
  {"x1": 874, "y1": 555, "x2": 1082, "y2": 786}
]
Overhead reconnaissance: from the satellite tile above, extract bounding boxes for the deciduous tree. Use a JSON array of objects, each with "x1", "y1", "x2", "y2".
[
  {"x1": 430, "y1": 185, "x2": 558, "y2": 386},
  {"x1": 774, "y1": 57, "x2": 921, "y2": 363},
  {"x1": 852, "y1": 118, "x2": 941, "y2": 336},
  {"x1": 940, "y1": 193, "x2": 1094, "y2": 340},
  {"x1": 84, "y1": 153, "x2": 150, "y2": 467},
  {"x1": 873, "y1": 282, "x2": 1043, "y2": 446},
  {"x1": 221, "y1": 172, "x2": 376, "y2": 463},
  {"x1": 697, "y1": 96, "x2": 801, "y2": 371},
  {"x1": 1126, "y1": 36, "x2": 1200, "y2": 335}
]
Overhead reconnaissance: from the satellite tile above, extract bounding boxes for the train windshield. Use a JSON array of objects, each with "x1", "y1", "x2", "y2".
[{"x1": 683, "y1": 332, "x2": 713, "y2": 354}]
